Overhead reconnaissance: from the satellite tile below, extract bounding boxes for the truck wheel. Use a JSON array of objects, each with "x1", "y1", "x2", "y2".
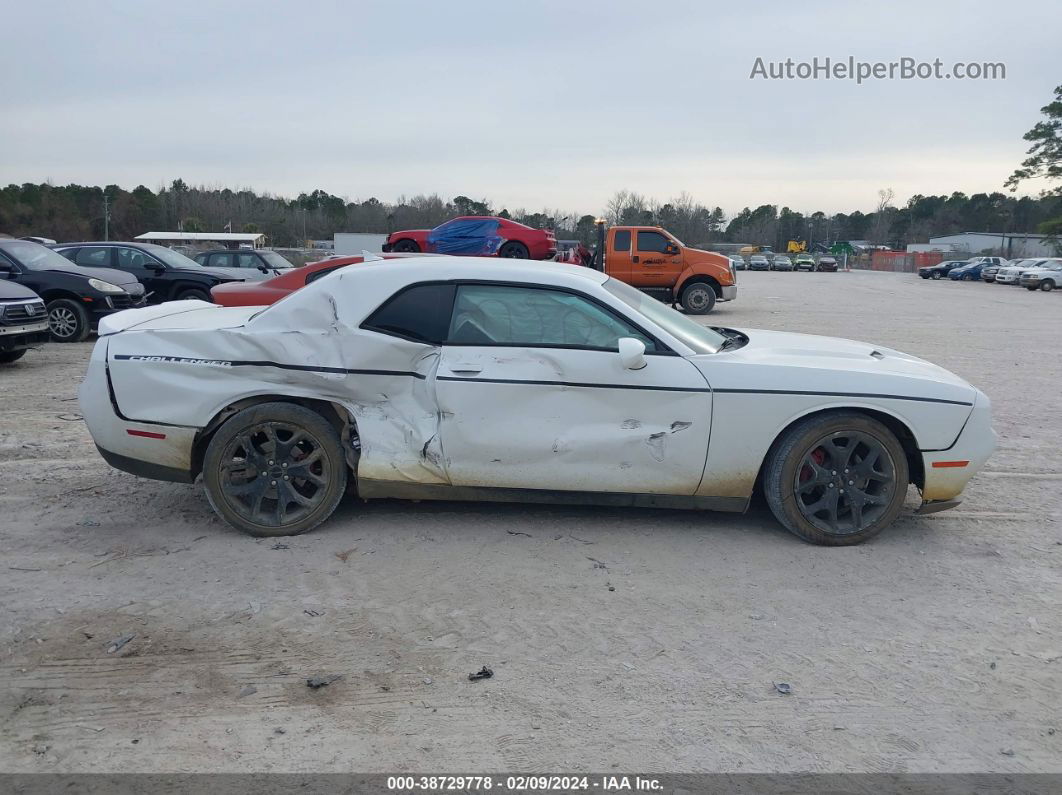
[
  {"x1": 0, "y1": 349, "x2": 27, "y2": 364},
  {"x1": 1042, "y1": 281, "x2": 1055, "y2": 292},
  {"x1": 392, "y1": 239, "x2": 420, "y2": 253},
  {"x1": 679, "y1": 282, "x2": 716, "y2": 314},
  {"x1": 764, "y1": 412, "x2": 908, "y2": 546},
  {"x1": 203, "y1": 402, "x2": 348, "y2": 537},
  {"x1": 499, "y1": 242, "x2": 529, "y2": 259},
  {"x1": 47, "y1": 298, "x2": 90, "y2": 342}
]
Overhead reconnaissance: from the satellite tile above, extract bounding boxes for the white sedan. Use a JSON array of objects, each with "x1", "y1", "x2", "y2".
[{"x1": 79, "y1": 257, "x2": 995, "y2": 546}]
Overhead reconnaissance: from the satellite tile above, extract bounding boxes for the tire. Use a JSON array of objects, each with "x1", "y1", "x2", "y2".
[
  {"x1": 202, "y1": 402, "x2": 349, "y2": 537},
  {"x1": 962, "y1": 273, "x2": 972, "y2": 281},
  {"x1": 1042, "y1": 280, "x2": 1055, "y2": 292},
  {"x1": 931, "y1": 271, "x2": 942, "y2": 280},
  {"x1": 498, "y1": 241, "x2": 529, "y2": 259},
  {"x1": 679, "y1": 281, "x2": 717, "y2": 314},
  {"x1": 47, "y1": 298, "x2": 90, "y2": 342},
  {"x1": 177, "y1": 288, "x2": 212, "y2": 302},
  {"x1": 763, "y1": 412, "x2": 909, "y2": 546},
  {"x1": 0, "y1": 349, "x2": 27, "y2": 364},
  {"x1": 392, "y1": 239, "x2": 420, "y2": 253}
]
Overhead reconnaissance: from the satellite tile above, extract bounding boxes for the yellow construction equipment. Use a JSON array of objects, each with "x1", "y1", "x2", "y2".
[{"x1": 787, "y1": 240, "x2": 807, "y2": 253}]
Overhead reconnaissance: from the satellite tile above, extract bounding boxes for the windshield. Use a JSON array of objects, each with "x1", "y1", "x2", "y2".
[
  {"x1": 259, "y1": 250, "x2": 294, "y2": 269},
  {"x1": 603, "y1": 277, "x2": 726, "y2": 354},
  {"x1": 142, "y1": 244, "x2": 202, "y2": 269},
  {"x1": 1, "y1": 240, "x2": 79, "y2": 271}
]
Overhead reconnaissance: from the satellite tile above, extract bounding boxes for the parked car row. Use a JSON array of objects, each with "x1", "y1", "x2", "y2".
[
  {"x1": 919, "y1": 256, "x2": 1062, "y2": 290},
  {"x1": 734, "y1": 252, "x2": 836, "y2": 272},
  {"x1": 0, "y1": 238, "x2": 296, "y2": 359}
]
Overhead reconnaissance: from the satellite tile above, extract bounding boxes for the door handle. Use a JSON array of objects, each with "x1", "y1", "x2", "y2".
[
  {"x1": 450, "y1": 364, "x2": 482, "y2": 374},
  {"x1": 632, "y1": 255, "x2": 640, "y2": 263}
]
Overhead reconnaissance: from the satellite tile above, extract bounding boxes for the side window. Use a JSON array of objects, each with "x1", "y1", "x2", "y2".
[
  {"x1": 57, "y1": 248, "x2": 78, "y2": 262},
  {"x1": 362, "y1": 283, "x2": 456, "y2": 344},
  {"x1": 236, "y1": 253, "x2": 259, "y2": 268},
  {"x1": 305, "y1": 265, "x2": 344, "y2": 285},
  {"x1": 637, "y1": 231, "x2": 670, "y2": 253},
  {"x1": 75, "y1": 248, "x2": 111, "y2": 267},
  {"x1": 210, "y1": 252, "x2": 234, "y2": 268},
  {"x1": 447, "y1": 284, "x2": 656, "y2": 351},
  {"x1": 613, "y1": 230, "x2": 631, "y2": 252},
  {"x1": 116, "y1": 248, "x2": 152, "y2": 269}
]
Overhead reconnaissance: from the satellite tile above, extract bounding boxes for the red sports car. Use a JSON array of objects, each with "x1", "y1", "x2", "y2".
[
  {"x1": 211, "y1": 255, "x2": 388, "y2": 307},
  {"x1": 383, "y1": 216, "x2": 556, "y2": 260}
]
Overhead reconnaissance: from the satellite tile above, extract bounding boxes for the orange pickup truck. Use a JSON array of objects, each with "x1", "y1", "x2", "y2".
[{"x1": 591, "y1": 225, "x2": 737, "y2": 314}]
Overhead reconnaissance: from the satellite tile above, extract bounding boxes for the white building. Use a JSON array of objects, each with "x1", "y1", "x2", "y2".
[
  {"x1": 927, "y1": 232, "x2": 1053, "y2": 258},
  {"x1": 334, "y1": 233, "x2": 388, "y2": 255},
  {"x1": 135, "y1": 232, "x2": 265, "y2": 249}
]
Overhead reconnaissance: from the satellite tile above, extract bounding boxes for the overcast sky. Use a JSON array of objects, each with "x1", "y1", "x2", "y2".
[{"x1": 1, "y1": 0, "x2": 1057, "y2": 217}]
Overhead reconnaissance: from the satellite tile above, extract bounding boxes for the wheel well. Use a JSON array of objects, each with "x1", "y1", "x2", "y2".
[
  {"x1": 190, "y1": 395, "x2": 358, "y2": 480},
  {"x1": 393, "y1": 238, "x2": 420, "y2": 251},
  {"x1": 753, "y1": 407, "x2": 925, "y2": 496},
  {"x1": 677, "y1": 274, "x2": 721, "y2": 298},
  {"x1": 173, "y1": 282, "x2": 212, "y2": 297},
  {"x1": 39, "y1": 289, "x2": 85, "y2": 304}
]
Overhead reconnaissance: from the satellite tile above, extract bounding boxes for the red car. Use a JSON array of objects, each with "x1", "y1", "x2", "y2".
[
  {"x1": 211, "y1": 255, "x2": 385, "y2": 307},
  {"x1": 383, "y1": 216, "x2": 556, "y2": 260}
]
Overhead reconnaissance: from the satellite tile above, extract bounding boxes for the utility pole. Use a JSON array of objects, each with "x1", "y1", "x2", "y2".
[{"x1": 103, "y1": 193, "x2": 111, "y2": 241}]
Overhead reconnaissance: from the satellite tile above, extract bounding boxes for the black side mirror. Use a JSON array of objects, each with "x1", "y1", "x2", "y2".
[{"x1": 665, "y1": 243, "x2": 679, "y2": 255}]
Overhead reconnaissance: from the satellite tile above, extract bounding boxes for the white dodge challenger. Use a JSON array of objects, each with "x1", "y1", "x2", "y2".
[{"x1": 79, "y1": 257, "x2": 995, "y2": 545}]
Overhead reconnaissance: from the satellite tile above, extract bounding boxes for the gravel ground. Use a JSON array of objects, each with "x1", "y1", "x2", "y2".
[{"x1": 1, "y1": 270, "x2": 1060, "y2": 773}]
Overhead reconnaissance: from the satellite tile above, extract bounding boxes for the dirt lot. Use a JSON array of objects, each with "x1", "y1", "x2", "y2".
[{"x1": 1, "y1": 270, "x2": 1060, "y2": 774}]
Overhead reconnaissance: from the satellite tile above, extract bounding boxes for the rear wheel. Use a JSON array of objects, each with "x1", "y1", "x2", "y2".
[
  {"x1": 764, "y1": 412, "x2": 908, "y2": 546},
  {"x1": 0, "y1": 349, "x2": 27, "y2": 364},
  {"x1": 203, "y1": 402, "x2": 349, "y2": 537},
  {"x1": 679, "y1": 282, "x2": 716, "y2": 314},
  {"x1": 499, "y1": 241, "x2": 529, "y2": 259},
  {"x1": 177, "y1": 288, "x2": 211, "y2": 302},
  {"x1": 1042, "y1": 280, "x2": 1055, "y2": 292},
  {"x1": 47, "y1": 298, "x2": 90, "y2": 342},
  {"x1": 392, "y1": 239, "x2": 420, "y2": 253}
]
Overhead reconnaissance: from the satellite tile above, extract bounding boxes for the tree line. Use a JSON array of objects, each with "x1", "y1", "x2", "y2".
[{"x1": 1, "y1": 179, "x2": 1060, "y2": 251}]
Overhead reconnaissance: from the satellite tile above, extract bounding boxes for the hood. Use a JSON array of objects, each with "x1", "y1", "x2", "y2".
[
  {"x1": 0, "y1": 278, "x2": 40, "y2": 301},
  {"x1": 43, "y1": 263, "x2": 141, "y2": 287},
  {"x1": 691, "y1": 328, "x2": 977, "y2": 405},
  {"x1": 179, "y1": 265, "x2": 259, "y2": 281}
]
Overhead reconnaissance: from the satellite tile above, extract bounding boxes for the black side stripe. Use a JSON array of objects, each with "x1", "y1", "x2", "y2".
[
  {"x1": 111, "y1": 355, "x2": 972, "y2": 406},
  {"x1": 712, "y1": 388, "x2": 972, "y2": 406},
  {"x1": 111, "y1": 354, "x2": 426, "y2": 379},
  {"x1": 437, "y1": 375, "x2": 710, "y2": 393}
]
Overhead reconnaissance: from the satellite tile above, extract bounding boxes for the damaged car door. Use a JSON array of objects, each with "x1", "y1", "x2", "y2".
[{"x1": 434, "y1": 282, "x2": 713, "y2": 495}]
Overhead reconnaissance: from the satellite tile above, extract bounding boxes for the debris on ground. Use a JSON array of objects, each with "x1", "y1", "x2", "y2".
[
  {"x1": 588, "y1": 557, "x2": 607, "y2": 570},
  {"x1": 106, "y1": 633, "x2": 135, "y2": 654},
  {"x1": 468, "y1": 666, "x2": 493, "y2": 682},
  {"x1": 306, "y1": 674, "x2": 342, "y2": 689},
  {"x1": 271, "y1": 542, "x2": 290, "y2": 550},
  {"x1": 1000, "y1": 748, "x2": 1015, "y2": 756},
  {"x1": 773, "y1": 682, "x2": 793, "y2": 695},
  {"x1": 423, "y1": 677, "x2": 433, "y2": 685},
  {"x1": 303, "y1": 609, "x2": 322, "y2": 617},
  {"x1": 274, "y1": 727, "x2": 286, "y2": 735},
  {"x1": 237, "y1": 684, "x2": 257, "y2": 698},
  {"x1": 334, "y1": 547, "x2": 357, "y2": 562},
  {"x1": 607, "y1": 583, "x2": 615, "y2": 592},
  {"x1": 77, "y1": 519, "x2": 101, "y2": 527},
  {"x1": 506, "y1": 530, "x2": 531, "y2": 537}
]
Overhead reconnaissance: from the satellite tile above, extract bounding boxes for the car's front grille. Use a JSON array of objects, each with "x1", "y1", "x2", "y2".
[{"x1": 1, "y1": 299, "x2": 47, "y2": 325}]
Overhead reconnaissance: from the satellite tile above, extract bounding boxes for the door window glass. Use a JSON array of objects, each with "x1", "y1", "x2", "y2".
[
  {"x1": 637, "y1": 231, "x2": 670, "y2": 253},
  {"x1": 613, "y1": 230, "x2": 631, "y2": 252},
  {"x1": 75, "y1": 248, "x2": 110, "y2": 267},
  {"x1": 362, "y1": 283, "x2": 456, "y2": 343},
  {"x1": 447, "y1": 284, "x2": 655, "y2": 351},
  {"x1": 210, "y1": 252, "x2": 234, "y2": 268},
  {"x1": 116, "y1": 248, "x2": 153, "y2": 268}
]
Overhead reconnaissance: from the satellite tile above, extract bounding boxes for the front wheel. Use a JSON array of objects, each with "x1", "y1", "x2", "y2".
[
  {"x1": 498, "y1": 241, "x2": 529, "y2": 259},
  {"x1": 392, "y1": 239, "x2": 420, "y2": 253},
  {"x1": 177, "y1": 288, "x2": 212, "y2": 302},
  {"x1": 0, "y1": 349, "x2": 27, "y2": 364},
  {"x1": 931, "y1": 271, "x2": 942, "y2": 280},
  {"x1": 962, "y1": 273, "x2": 973, "y2": 281},
  {"x1": 202, "y1": 402, "x2": 349, "y2": 537},
  {"x1": 679, "y1": 282, "x2": 716, "y2": 314},
  {"x1": 47, "y1": 298, "x2": 90, "y2": 342},
  {"x1": 764, "y1": 412, "x2": 908, "y2": 546},
  {"x1": 1042, "y1": 281, "x2": 1055, "y2": 292}
]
